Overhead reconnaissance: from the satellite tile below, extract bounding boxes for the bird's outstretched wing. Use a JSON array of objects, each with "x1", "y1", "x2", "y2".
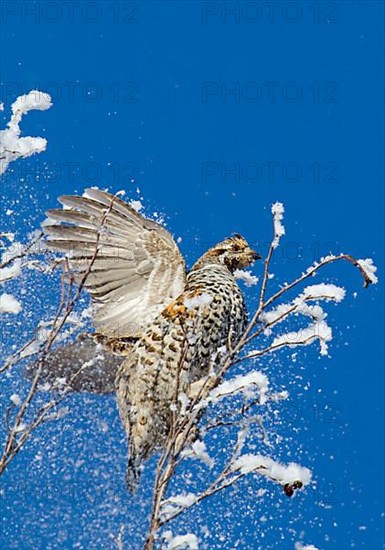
[{"x1": 43, "y1": 188, "x2": 186, "y2": 338}]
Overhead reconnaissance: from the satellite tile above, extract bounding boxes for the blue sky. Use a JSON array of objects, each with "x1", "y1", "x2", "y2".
[{"x1": 1, "y1": 1, "x2": 384, "y2": 549}]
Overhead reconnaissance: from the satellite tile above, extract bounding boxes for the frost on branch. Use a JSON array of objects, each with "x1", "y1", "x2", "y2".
[
  {"x1": 183, "y1": 293, "x2": 213, "y2": 309},
  {"x1": 0, "y1": 90, "x2": 52, "y2": 175}
]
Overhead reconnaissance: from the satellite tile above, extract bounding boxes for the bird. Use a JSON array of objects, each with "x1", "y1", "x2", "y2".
[{"x1": 41, "y1": 188, "x2": 261, "y2": 491}]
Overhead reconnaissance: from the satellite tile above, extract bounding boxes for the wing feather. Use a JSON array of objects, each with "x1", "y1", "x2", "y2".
[{"x1": 43, "y1": 189, "x2": 186, "y2": 337}]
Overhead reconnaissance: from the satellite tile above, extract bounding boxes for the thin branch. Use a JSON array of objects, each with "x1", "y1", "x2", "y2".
[{"x1": 265, "y1": 254, "x2": 372, "y2": 312}]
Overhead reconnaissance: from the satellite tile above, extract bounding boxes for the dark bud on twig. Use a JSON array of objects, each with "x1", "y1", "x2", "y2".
[{"x1": 283, "y1": 481, "x2": 303, "y2": 497}]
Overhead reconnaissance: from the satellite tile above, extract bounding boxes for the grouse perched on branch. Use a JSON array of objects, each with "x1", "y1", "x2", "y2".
[{"x1": 42, "y1": 188, "x2": 260, "y2": 491}]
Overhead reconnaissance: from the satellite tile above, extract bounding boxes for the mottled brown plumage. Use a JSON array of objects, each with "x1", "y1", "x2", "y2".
[{"x1": 42, "y1": 190, "x2": 260, "y2": 491}]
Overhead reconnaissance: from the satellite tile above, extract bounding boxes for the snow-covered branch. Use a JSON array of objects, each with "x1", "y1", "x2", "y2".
[{"x1": 0, "y1": 90, "x2": 52, "y2": 175}]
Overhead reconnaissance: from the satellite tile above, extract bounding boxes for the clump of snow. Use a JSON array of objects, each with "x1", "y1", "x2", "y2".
[
  {"x1": 234, "y1": 269, "x2": 259, "y2": 287},
  {"x1": 294, "y1": 301, "x2": 326, "y2": 322},
  {"x1": 52, "y1": 377, "x2": 67, "y2": 389},
  {"x1": 82, "y1": 187, "x2": 99, "y2": 199},
  {"x1": 295, "y1": 544, "x2": 319, "y2": 550},
  {"x1": 0, "y1": 293, "x2": 22, "y2": 314},
  {"x1": 271, "y1": 202, "x2": 285, "y2": 248},
  {"x1": 260, "y1": 299, "x2": 327, "y2": 330},
  {"x1": 209, "y1": 371, "x2": 269, "y2": 404},
  {"x1": 129, "y1": 199, "x2": 143, "y2": 212},
  {"x1": 299, "y1": 283, "x2": 346, "y2": 302},
  {"x1": 0, "y1": 258, "x2": 22, "y2": 283},
  {"x1": 271, "y1": 320, "x2": 332, "y2": 356},
  {"x1": 11, "y1": 91, "x2": 52, "y2": 115},
  {"x1": 260, "y1": 303, "x2": 294, "y2": 326},
  {"x1": 357, "y1": 258, "x2": 378, "y2": 284},
  {"x1": 233, "y1": 454, "x2": 312, "y2": 487},
  {"x1": 184, "y1": 293, "x2": 213, "y2": 309},
  {"x1": 160, "y1": 493, "x2": 197, "y2": 521},
  {"x1": 0, "y1": 90, "x2": 52, "y2": 175},
  {"x1": 181, "y1": 439, "x2": 214, "y2": 468},
  {"x1": 10, "y1": 394, "x2": 22, "y2": 406},
  {"x1": 163, "y1": 531, "x2": 199, "y2": 550},
  {"x1": 178, "y1": 392, "x2": 190, "y2": 416},
  {"x1": 38, "y1": 382, "x2": 52, "y2": 393}
]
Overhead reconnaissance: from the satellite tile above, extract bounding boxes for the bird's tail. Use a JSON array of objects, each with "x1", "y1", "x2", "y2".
[{"x1": 126, "y1": 455, "x2": 141, "y2": 494}]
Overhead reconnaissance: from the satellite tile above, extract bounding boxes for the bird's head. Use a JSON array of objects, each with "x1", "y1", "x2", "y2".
[{"x1": 193, "y1": 234, "x2": 261, "y2": 272}]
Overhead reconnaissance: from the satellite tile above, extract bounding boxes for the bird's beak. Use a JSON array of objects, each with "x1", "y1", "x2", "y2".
[{"x1": 251, "y1": 250, "x2": 262, "y2": 261}]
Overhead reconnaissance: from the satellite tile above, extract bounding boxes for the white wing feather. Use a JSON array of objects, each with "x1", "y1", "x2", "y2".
[{"x1": 43, "y1": 188, "x2": 186, "y2": 337}]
